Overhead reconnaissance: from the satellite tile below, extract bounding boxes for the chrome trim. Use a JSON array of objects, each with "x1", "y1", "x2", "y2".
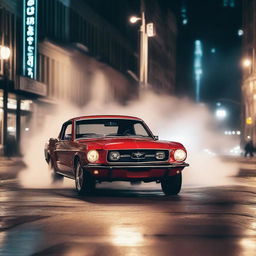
[
  {"x1": 106, "y1": 161, "x2": 169, "y2": 165},
  {"x1": 85, "y1": 163, "x2": 189, "y2": 169},
  {"x1": 106, "y1": 149, "x2": 171, "y2": 164}
]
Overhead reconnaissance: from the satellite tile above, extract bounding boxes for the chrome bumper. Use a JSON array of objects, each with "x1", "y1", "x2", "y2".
[{"x1": 85, "y1": 163, "x2": 189, "y2": 169}]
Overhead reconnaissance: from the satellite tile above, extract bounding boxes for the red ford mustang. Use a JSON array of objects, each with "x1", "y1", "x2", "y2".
[{"x1": 45, "y1": 115, "x2": 189, "y2": 195}]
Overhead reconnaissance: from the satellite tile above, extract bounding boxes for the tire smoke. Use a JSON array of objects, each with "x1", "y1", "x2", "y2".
[{"x1": 18, "y1": 84, "x2": 239, "y2": 189}]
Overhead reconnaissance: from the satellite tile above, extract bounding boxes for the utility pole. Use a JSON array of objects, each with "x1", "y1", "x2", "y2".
[{"x1": 139, "y1": 0, "x2": 148, "y2": 87}]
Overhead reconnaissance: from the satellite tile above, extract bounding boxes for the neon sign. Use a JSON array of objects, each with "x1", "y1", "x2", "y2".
[{"x1": 23, "y1": 0, "x2": 38, "y2": 79}]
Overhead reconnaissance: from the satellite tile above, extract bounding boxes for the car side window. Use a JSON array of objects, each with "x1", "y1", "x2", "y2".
[
  {"x1": 134, "y1": 123, "x2": 149, "y2": 136},
  {"x1": 62, "y1": 123, "x2": 72, "y2": 140}
]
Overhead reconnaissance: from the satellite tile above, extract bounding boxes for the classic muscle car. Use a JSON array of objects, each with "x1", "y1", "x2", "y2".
[{"x1": 45, "y1": 115, "x2": 189, "y2": 195}]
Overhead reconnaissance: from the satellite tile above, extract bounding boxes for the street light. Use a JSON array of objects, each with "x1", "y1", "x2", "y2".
[
  {"x1": 215, "y1": 108, "x2": 228, "y2": 120},
  {"x1": 242, "y1": 58, "x2": 252, "y2": 68},
  {"x1": 129, "y1": 1, "x2": 155, "y2": 88},
  {"x1": 130, "y1": 16, "x2": 141, "y2": 24}
]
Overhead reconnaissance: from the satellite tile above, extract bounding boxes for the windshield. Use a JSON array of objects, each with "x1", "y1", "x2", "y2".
[{"x1": 75, "y1": 119, "x2": 153, "y2": 139}]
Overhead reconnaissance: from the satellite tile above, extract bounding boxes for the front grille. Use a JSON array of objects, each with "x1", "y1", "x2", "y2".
[{"x1": 107, "y1": 149, "x2": 169, "y2": 163}]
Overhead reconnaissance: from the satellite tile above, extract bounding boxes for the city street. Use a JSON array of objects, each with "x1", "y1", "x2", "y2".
[
  {"x1": 0, "y1": 0, "x2": 254, "y2": 255},
  {"x1": 0, "y1": 165, "x2": 256, "y2": 256}
]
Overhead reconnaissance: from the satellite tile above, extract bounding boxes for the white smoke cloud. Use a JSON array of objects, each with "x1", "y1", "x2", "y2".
[{"x1": 18, "y1": 80, "x2": 239, "y2": 189}]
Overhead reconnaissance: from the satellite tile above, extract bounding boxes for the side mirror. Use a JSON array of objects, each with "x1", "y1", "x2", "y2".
[
  {"x1": 153, "y1": 135, "x2": 159, "y2": 140},
  {"x1": 50, "y1": 138, "x2": 58, "y2": 142},
  {"x1": 49, "y1": 138, "x2": 58, "y2": 145}
]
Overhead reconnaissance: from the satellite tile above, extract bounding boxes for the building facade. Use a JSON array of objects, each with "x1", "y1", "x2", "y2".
[
  {"x1": 0, "y1": 0, "x2": 177, "y2": 156},
  {"x1": 242, "y1": 0, "x2": 256, "y2": 143},
  {"x1": 84, "y1": 0, "x2": 177, "y2": 93},
  {"x1": 0, "y1": 0, "x2": 139, "y2": 156}
]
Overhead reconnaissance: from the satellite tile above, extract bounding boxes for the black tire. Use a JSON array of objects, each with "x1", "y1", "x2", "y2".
[
  {"x1": 161, "y1": 173, "x2": 182, "y2": 195},
  {"x1": 75, "y1": 161, "x2": 95, "y2": 195},
  {"x1": 48, "y1": 157, "x2": 64, "y2": 184}
]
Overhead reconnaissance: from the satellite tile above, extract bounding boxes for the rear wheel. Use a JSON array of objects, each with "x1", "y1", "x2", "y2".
[
  {"x1": 48, "y1": 157, "x2": 64, "y2": 184},
  {"x1": 75, "y1": 161, "x2": 95, "y2": 195},
  {"x1": 161, "y1": 173, "x2": 182, "y2": 195}
]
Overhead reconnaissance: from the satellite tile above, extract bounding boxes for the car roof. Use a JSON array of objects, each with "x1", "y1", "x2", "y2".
[{"x1": 68, "y1": 115, "x2": 142, "y2": 122}]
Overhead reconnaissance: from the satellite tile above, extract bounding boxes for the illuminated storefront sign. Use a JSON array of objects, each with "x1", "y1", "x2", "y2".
[{"x1": 23, "y1": 0, "x2": 38, "y2": 79}]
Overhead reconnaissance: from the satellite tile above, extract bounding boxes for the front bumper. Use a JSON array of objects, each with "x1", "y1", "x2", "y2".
[
  {"x1": 83, "y1": 162, "x2": 189, "y2": 181},
  {"x1": 86, "y1": 163, "x2": 189, "y2": 169}
]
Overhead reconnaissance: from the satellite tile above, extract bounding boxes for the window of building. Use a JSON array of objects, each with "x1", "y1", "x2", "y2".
[
  {"x1": 7, "y1": 93, "x2": 17, "y2": 110},
  {"x1": 21, "y1": 100, "x2": 33, "y2": 111}
]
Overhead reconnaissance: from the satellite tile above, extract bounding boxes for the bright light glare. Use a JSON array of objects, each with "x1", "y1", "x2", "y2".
[
  {"x1": 246, "y1": 117, "x2": 253, "y2": 125},
  {"x1": 0, "y1": 46, "x2": 11, "y2": 60},
  {"x1": 111, "y1": 227, "x2": 144, "y2": 246},
  {"x1": 238, "y1": 29, "x2": 244, "y2": 36},
  {"x1": 182, "y1": 19, "x2": 188, "y2": 25},
  {"x1": 215, "y1": 109, "x2": 227, "y2": 120},
  {"x1": 243, "y1": 58, "x2": 252, "y2": 68},
  {"x1": 87, "y1": 150, "x2": 99, "y2": 163},
  {"x1": 130, "y1": 16, "x2": 140, "y2": 24},
  {"x1": 229, "y1": 146, "x2": 242, "y2": 156},
  {"x1": 211, "y1": 48, "x2": 216, "y2": 53},
  {"x1": 7, "y1": 126, "x2": 15, "y2": 132}
]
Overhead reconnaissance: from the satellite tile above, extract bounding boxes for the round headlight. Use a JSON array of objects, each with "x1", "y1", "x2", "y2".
[
  {"x1": 109, "y1": 151, "x2": 120, "y2": 161},
  {"x1": 87, "y1": 150, "x2": 99, "y2": 163},
  {"x1": 174, "y1": 149, "x2": 186, "y2": 162}
]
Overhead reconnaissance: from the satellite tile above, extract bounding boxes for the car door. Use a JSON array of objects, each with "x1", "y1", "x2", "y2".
[{"x1": 55, "y1": 122, "x2": 74, "y2": 177}]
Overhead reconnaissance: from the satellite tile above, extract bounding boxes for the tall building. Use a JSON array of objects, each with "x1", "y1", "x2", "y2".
[
  {"x1": 241, "y1": 0, "x2": 256, "y2": 143},
  {"x1": 145, "y1": 0, "x2": 177, "y2": 93},
  {"x1": 0, "y1": 0, "x2": 177, "y2": 156},
  {"x1": 84, "y1": 0, "x2": 177, "y2": 93},
  {"x1": 0, "y1": 0, "x2": 138, "y2": 156}
]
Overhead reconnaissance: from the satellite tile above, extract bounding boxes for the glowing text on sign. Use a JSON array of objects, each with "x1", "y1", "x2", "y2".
[{"x1": 23, "y1": 0, "x2": 38, "y2": 79}]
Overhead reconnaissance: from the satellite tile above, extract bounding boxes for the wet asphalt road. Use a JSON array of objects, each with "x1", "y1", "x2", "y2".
[{"x1": 0, "y1": 175, "x2": 256, "y2": 256}]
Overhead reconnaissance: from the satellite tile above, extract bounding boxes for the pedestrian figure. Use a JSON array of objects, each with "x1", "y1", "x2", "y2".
[{"x1": 244, "y1": 140, "x2": 254, "y2": 157}]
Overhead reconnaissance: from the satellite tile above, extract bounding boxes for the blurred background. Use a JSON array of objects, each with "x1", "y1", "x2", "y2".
[{"x1": 0, "y1": 0, "x2": 254, "y2": 157}]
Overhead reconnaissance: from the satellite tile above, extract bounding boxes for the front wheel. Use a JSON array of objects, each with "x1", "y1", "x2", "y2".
[
  {"x1": 75, "y1": 161, "x2": 96, "y2": 195},
  {"x1": 161, "y1": 173, "x2": 182, "y2": 195}
]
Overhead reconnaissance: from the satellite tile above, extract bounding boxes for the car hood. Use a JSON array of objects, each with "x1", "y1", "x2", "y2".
[{"x1": 77, "y1": 137, "x2": 184, "y2": 150}]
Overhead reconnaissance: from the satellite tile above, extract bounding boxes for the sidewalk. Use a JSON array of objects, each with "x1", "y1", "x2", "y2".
[
  {"x1": 0, "y1": 157, "x2": 25, "y2": 166},
  {"x1": 0, "y1": 157, "x2": 26, "y2": 180},
  {"x1": 222, "y1": 156, "x2": 256, "y2": 176},
  {"x1": 222, "y1": 155, "x2": 256, "y2": 166}
]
